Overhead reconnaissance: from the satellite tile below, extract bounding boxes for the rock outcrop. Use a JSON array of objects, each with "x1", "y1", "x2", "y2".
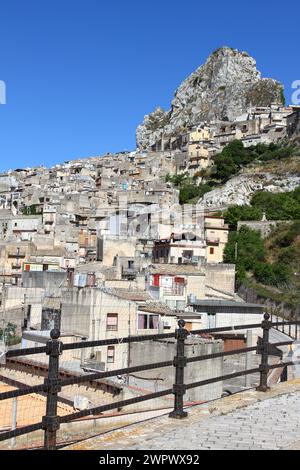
[
  {"x1": 136, "y1": 47, "x2": 284, "y2": 149},
  {"x1": 196, "y1": 173, "x2": 300, "y2": 209}
]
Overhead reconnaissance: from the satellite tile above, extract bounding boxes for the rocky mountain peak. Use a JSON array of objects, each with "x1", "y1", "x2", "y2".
[{"x1": 136, "y1": 47, "x2": 284, "y2": 149}]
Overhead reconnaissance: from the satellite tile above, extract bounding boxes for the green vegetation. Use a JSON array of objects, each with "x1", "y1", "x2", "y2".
[
  {"x1": 179, "y1": 183, "x2": 212, "y2": 204},
  {"x1": 0, "y1": 323, "x2": 21, "y2": 346},
  {"x1": 224, "y1": 187, "x2": 300, "y2": 229},
  {"x1": 224, "y1": 226, "x2": 266, "y2": 286},
  {"x1": 251, "y1": 189, "x2": 300, "y2": 220},
  {"x1": 166, "y1": 140, "x2": 295, "y2": 205},
  {"x1": 21, "y1": 204, "x2": 40, "y2": 215},
  {"x1": 212, "y1": 140, "x2": 295, "y2": 183},
  {"x1": 166, "y1": 173, "x2": 212, "y2": 204},
  {"x1": 166, "y1": 140, "x2": 297, "y2": 205},
  {"x1": 224, "y1": 222, "x2": 300, "y2": 310},
  {"x1": 280, "y1": 87, "x2": 286, "y2": 106}
]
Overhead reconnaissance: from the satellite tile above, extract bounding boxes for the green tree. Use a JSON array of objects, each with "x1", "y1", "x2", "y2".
[
  {"x1": 251, "y1": 191, "x2": 300, "y2": 220},
  {"x1": 254, "y1": 263, "x2": 276, "y2": 285},
  {"x1": 272, "y1": 262, "x2": 290, "y2": 285},
  {"x1": 224, "y1": 205, "x2": 263, "y2": 229},
  {"x1": 213, "y1": 154, "x2": 237, "y2": 182},
  {"x1": 224, "y1": 226, "x2": 266, "y2": 286}
]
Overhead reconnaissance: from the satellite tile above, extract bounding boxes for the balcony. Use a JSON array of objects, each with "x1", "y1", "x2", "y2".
[
  {"x1": 162, "y1": 285, "x2": 185, "y2": 297},
  {"x1": 206, "y1": 237, "x2": 220, "y2": 245},
  {"x1": 7, "y1": 250, "x2": 26, "y2": 258},
  {"x1": 205, "y1": 223, "x2": 229, "y2": 229}
]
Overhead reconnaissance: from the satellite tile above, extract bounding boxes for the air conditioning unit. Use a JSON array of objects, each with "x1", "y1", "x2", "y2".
[{"x1": 162, "y1": 319, "x2": 172, "y2": 329}]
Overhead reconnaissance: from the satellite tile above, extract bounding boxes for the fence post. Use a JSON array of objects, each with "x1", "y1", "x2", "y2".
[
  {"x1": 42, "y1": 328, "x2": 62, "y2": 450},
  {"x1": 280, "y1": 365, "x2": 288, "y2": 383},
  {"x1": 257, "y1": 313, "x2": 271, "y2": 392},
  {"x1": 169, "y1": 319, "x2": 188, "y2": 419}
]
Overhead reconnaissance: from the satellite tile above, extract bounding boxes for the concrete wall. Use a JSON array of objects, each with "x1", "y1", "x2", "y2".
[
  {"x1": 186, "y1": 275, "x2": 206, "y2": 300},
  {"x1": 1, "y1": 286, "x2": 44, "y2": 329},
  {"x1": 31, "y1": 233, "x2": 55, "y2": 249},
  {"x1": 22, "y1": 271, "x2": 67, "y2": 295},
  {"x1": 130, "y1": 337, "x2": 224, "y2": 403},
  {"x1": 98, "y1": 237, "x2": 136, "y2": 266},
  {"x1": 200, "y1": 312, "x2": 262, "y2": 346},
  {"x1": 60, "y1": 288, "x2": 138, "y2": 371},
  {"x1": 204, "y1": 264, "x2": 235, "y2": 295},
  {"x1": 237, "y1": 220, "x2": 291, "y2": 239}
]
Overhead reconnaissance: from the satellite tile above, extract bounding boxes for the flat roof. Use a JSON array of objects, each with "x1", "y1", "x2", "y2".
[{"x1": 190, "y1": 299, "x2": 264, "y2": 314}]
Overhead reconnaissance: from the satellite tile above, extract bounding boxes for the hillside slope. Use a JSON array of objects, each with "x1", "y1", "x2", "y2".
[
  {"x1": 225, "y1": 221, "x2": 300, "y2": 315},
  {"x1": 198, "y1": 155, "x2": 300, "y2": 209}
]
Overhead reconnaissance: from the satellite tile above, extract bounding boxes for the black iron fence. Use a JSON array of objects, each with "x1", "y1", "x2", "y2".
[{"x1": 0, "y1": 313, "x2": 299, "y2": 450}]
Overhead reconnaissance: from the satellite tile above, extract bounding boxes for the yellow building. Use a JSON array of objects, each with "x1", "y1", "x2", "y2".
[
  {"x1": 189, "y1": 126, "x2": 211, "y2": 143},
  {"x1": 187, "y1": 126, "x2": 213, "y2": 175},
  {"x1": 0, "y1": 241, "x2": 33, "y2": 284},
  {"x1": 205, "y1": 216, "x2": 229, "y2": 263},
  {"x1": 188, "y1": 144, "x2": 211, "y2": 172}
]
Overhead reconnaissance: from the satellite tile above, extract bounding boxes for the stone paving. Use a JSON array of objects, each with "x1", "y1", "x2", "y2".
[
  {"x1": 64, "y1": 380, "x2": 300, "y2": 451},
  {"x1": 124, "y1": 393, "x2": 300, "y2": 450}
]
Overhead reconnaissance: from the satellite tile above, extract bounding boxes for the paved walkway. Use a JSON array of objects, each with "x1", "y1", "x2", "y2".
[
  {"x1": 64, "y1": 380, "x2": 300, "y2": 451},
  {"x1": 123, "y1": 393, "x2": 300, "y2": 450}
]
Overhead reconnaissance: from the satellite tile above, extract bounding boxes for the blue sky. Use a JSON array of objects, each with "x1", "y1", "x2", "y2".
[{"x1": 0, "y1": 0, "x2": 299, "y2": 171}]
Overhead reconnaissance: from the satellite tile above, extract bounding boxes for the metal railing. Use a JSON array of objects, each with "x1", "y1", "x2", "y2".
[
  {"x1": 162, "y1": 285, "x2": 185, "y2": 296},
  {"x1": 0, "y1": 313, "x2": 299, "y2": 450},
  {"x1": 271, "y1": 312, "x2": 298, "y2": 340}
]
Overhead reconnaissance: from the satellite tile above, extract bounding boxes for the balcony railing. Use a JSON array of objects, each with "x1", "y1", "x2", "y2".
[
  {"x1": 206, "y1": 237, "x2": 220, "y2": 245},
  {"x1": 162, "y1": 285, "x2": 185, "y2": 296},
  {"x1": 1, "y1": 315, "x2": 299, "y2": 450},
  {"x1": 122, "y1": 267, "x2": 138, "y2": 275},
  {"x1": 7, "y1": 251, "x2": 26, "y2": 258}
]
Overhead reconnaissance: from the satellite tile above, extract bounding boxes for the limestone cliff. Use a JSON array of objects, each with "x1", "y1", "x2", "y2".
[
  {"x1": 197, "y1": 156, "x2": 300, "y2": 209},
  {"x1": 136, "y1": 47, "x2": 284, "y2": 149}
]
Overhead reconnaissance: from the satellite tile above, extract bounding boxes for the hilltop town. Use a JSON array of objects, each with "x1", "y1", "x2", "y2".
[{"x1": 0, "y1": 47, "x2": 300, "y2": 402}]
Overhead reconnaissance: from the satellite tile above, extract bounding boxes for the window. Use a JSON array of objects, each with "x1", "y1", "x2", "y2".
[
  {"x1": 138, "y1": 314, "x2": 147, "y2": 330},
  {"x1": 107, "y1": 346, "x2": 115, "y2": 363},
  {"x1": 183, "y1": 250, "x2": 193, "y2": 259},
  {"x1": 138, "y1": 314, "x2": 159, "y2": 330},
  {"x1": 106, "y1": 313, "x2": 118, "y2": 331},
  {"x1": 210, "y1": 247, "x2": 215, "y2": 255},
  {"x1": 149, "y1": 315, "x2": 159, "y2": 329}
]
